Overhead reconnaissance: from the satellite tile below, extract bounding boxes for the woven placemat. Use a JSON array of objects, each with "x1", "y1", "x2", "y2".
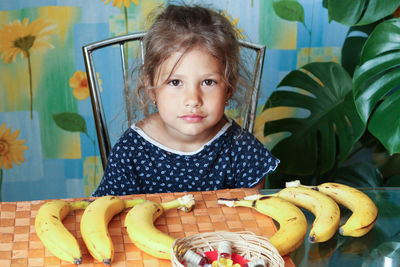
[{"x1": 0, "y1": 188, "x2": 295, "y2": 267}]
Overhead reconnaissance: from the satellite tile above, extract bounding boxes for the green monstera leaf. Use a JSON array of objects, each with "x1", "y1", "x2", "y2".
[
  {"x1": 327, "y1": 0, "x2": 399, "y2": 26},
  {"x1": 341, "y1": 22, "x2": 381, "y2": 77},
  {"x1": 353, "y1": 18, "x2": 400, "y2": 155},
  {"x1": 264, "y1": 62, "x2": 365, "y2": 175},
  {"x1": 323, "y1": 161, "x2": 383, "y2": 187}
]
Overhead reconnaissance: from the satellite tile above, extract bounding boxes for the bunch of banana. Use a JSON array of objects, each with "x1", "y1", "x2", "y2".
[
  {"x1": 35, "y1": 199, "x2": 89, "y2": 265},
  {"x1": 80, "y1": 196, "x2": 146, "y2": 265},
  {"x1": 270, "y1": 186, "x2": 341, "y2": 243},
  {"x1": 124, "y1": 194, "x2": 195, "y2": 259},
  {"x1": 286, "y1": 180, "x2": 378, "y2": 237},
  {"x1": 217, "y1": 196, "x2": 307, "y2": 256}
]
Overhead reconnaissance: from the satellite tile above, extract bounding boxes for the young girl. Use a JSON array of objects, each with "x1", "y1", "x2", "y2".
[{"x1": 92, "y1": 4, "x2": 279, "y2": 197}]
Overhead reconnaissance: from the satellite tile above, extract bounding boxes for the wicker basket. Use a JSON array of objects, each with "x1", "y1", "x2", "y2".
[{"x1": 171, "y1": 231, "x2": 284, "y2": 267}]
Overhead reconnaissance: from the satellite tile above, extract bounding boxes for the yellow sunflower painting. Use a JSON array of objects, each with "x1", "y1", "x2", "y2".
[
  {"x1": 0, "y1": 123, "x2": 28, "y2": 170},
  {"x1": 0, "y1": 123, "x2": 29, "y2": 201},
  {"x1": 0, "y1": 18, "x2": 57, "y2": 120},
  {"x1": 221, "y1": 10, "x2": 246, "y2": 40}
]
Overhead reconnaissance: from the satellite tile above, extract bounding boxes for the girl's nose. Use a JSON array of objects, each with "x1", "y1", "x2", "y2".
[{"x1": 184, "y1": 86, "x2": 202, "y2": 108}]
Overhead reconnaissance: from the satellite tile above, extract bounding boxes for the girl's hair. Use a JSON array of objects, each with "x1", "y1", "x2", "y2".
[{"x1": 129, "y1": 4, "x2": 252, "y2": 120}]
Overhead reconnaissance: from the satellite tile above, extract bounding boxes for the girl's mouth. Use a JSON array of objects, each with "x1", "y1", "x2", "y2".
[{"x1": 180, "y1": 114, "x2": 205, "y2": 123}]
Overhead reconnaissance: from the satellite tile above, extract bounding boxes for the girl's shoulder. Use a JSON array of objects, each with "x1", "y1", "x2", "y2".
[
  {"x1": 226, "y1": 119, "x2": 257, "y2": 143},
  {"x1": 227, "y1": 119, "x2": 243, "y2": 135},
  {"x1": 117, "y1": 114, "x2": 159, "y2": 146},
  {"x1": 224, "y1": 119, "x2": 272, "y2": 155},
  {"x1": 111, "y1": 127, "x2": 143, "y2": 149},
  {"x1": 226, "y1": 119, "x2": 279, "y2": 167}
]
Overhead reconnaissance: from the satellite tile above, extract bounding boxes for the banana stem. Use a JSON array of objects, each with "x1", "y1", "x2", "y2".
[
  {"x1": 161, "y1": 194, "x2": 195, "y2": 212},
  {"x1": 286, "y1": 180, "x2": 301, "y2": 188},
  {"x1": 70, "y1": 200, "x2": 90, "y2": 210},
  {"x1": 286, "y1": 180, "x2": 316, "y2": 190},
  {"x1": 217, "y1": 198, "x2": 254, "y2": 208},
  {"x1": 160, "y1": 199, "x2": 181, "y2": 210},
  {"x1": 124, "y1": 199, "x2": 146, "y2": 208},
  {"x1": 244, "y1": 194, "x2": 264, "y2": 200}
]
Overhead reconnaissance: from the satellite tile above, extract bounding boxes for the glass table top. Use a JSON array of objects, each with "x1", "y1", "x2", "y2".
[{"x1": 259, "y1": 187, "x2": 400, "y2": 266}]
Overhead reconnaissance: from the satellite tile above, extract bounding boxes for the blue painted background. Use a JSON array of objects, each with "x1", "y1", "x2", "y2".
[{"x1": 0, "y1": 0, "x2": 348, "y2": 201}]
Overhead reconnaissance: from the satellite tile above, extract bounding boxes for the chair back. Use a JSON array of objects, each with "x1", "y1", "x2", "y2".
[{"x1": 82, "y1": 32, "x2": 265, "y2": 169}]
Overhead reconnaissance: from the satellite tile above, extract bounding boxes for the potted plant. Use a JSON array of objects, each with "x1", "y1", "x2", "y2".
[{"x1": 265, "y1": 0, "x2": 400, "y2": 187}]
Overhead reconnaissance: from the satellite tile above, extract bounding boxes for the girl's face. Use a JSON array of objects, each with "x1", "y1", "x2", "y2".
[{"x1": 151, "y1": 46, "x2": 230, "y2": 144}]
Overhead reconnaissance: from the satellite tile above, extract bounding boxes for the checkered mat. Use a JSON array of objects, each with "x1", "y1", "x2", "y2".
[{"x1": 0, "y1": 189, "x2": 295, "y2": 266}]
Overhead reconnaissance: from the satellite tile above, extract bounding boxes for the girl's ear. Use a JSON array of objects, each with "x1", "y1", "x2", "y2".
[
  {"x1": 147, "y1": 88, "x2": 156, "y2": 102},
  {"x1": 225, "y1": 87, "x2": 235, "y2": 106},
  {"x1": 144, "y1": 74, "x2": 152, "y2": 88},
  {"x1": 143, "y1": 75, "x2": 155, "y2": 99},
  {"x1": 227, "y1": 86, "x2": 235, "y2": 100}
]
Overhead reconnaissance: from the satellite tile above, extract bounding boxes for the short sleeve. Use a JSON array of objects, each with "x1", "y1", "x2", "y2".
[{"x1": 232, "y1": 132, "x2": 279, "y2": 188}]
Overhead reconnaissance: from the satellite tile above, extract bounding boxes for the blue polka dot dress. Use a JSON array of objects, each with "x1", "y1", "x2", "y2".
[{"x1": 92, "y1": 119, "x2": 279, "y2": 196}]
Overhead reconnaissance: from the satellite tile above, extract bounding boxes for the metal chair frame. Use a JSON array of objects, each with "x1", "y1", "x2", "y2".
[{"x1": 82, "y1": 32, "x2": 265, "y2": 169}]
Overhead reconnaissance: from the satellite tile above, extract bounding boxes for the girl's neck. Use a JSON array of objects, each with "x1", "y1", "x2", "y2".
[{"x1": 137, "y1": 113, "x2": 228, "y2": 152}]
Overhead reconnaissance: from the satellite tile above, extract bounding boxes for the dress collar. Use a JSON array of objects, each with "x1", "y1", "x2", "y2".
[{"x1": 131, "y1": 118, "x2": 233, "y2": 155}]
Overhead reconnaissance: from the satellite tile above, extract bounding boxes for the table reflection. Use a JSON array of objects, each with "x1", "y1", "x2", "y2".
[{"x1": 259, "y1": 187, "x2": 400, "y2": 266}]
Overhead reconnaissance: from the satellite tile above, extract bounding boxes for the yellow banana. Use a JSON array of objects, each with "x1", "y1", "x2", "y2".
[
  {"x1": 35, "y1": 199, "x2": 89, "y2": 265},
  {"x1": 289, "y1": 180, "x2": 378, "y2": 237},
  {"x1": 275, "y1": 186, "x2": 340, "y2": 243},
  {"x1": 80, "y1": 196, "x2": 145, "y2": 265},
  {"x1": 124, "y1": 194, "x2": 195, "y2": 259},
  {"x1": 217, "y1": 196, "x2": 307, "y2": 256}
]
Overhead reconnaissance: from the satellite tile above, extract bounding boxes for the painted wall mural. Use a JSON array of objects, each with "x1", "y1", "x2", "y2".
[{"x1": 0, "y1": 0, "x2": 349, "y2": 201}]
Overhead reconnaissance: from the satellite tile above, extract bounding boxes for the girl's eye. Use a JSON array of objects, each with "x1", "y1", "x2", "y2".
[
  {"x1": 168, "y1": 79, "x2": 182, "y2": 86},
  {"x1": 202, "y1": 79, "x2": 216, "y2": 86}
]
